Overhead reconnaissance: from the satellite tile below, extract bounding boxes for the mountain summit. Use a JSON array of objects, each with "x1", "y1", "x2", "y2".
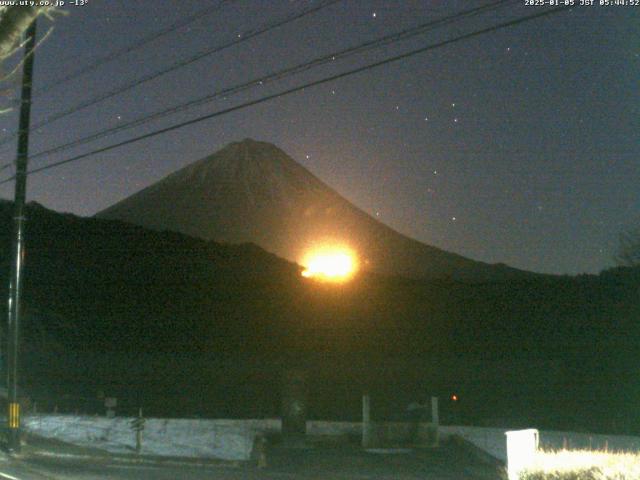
[{"x1": 97, "y1": 139, "x2": 527, "y2": 280}]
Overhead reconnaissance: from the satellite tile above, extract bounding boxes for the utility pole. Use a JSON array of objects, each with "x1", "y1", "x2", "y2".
[{"x1": 6, "y1": 18, "x2": 37, "y2": 453}]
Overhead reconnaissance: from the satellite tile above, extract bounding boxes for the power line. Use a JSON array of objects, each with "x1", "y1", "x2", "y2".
[
  {"x1": 0, "y1": 0, "x2": 237, "y2": 159},
  {"x1": 31, "y1": 0, "x2": 238, "y2": 97},
  {"x1": 0, "y1": 6, "x2": 571, "y2": 186},
  {"x1": 0, "y1": 0, "x2": 341, "y2": 149},
  {"x1": 26, "y1": 0, "x2": 516, "y2": 164}
]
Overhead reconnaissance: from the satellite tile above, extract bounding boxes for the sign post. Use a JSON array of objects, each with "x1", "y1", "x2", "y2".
[{"x1": 130, "y1": 408, "x2": 145, "y2": 454}]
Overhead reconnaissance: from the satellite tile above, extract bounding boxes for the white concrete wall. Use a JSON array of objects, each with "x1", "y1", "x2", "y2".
[
  {"x1": 24, "y1": 415, "x2": 281, "y2": 460},
  {"x1": 24, "y1": 416, "x2": 434, "y2": 459},
  {"x1": 26, "y1": 414, "x2": 639, "y2": 464},
  {"x1": 307, "y1": 420, "x2": 435, "y2": 443}
]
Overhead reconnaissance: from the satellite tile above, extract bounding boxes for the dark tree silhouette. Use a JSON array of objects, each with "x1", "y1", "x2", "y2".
[
  {"x1": 0, "y1": 6, "x2": 59, "y2": 114},
  {"x1": 615, "y1": 229, "x2": 640, "y2": 267}
]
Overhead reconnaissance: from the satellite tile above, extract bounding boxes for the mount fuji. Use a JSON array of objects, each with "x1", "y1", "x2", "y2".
[{"x1": 97, "y1": 139, "x2": 531, "y2": 280}]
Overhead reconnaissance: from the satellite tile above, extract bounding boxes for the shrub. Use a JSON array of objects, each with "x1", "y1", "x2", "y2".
[{"x1": 519, "y1": 449, "x2": 640, "y2": 480}]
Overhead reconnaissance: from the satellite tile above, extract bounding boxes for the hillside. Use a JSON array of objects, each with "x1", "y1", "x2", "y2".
[
  {"x1": 97, "y1": 139, "x2": 532, "y2": 281},
  {"x1": 1, "y1": 200, "x2": 639, "y2": 432}
]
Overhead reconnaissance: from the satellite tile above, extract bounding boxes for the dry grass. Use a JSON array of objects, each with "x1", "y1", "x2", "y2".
[{"x1": 519, "y1": 449, "x2": 640, "y2": 480}]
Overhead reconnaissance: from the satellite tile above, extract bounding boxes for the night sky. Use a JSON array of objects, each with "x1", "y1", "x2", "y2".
[{"x1": 0, "y1": 0, "x2": 637, "y2": 275}]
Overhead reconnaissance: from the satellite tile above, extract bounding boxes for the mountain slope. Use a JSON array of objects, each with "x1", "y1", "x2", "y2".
[
  {"x1": 1, "y1": 200, "x2": 639, "y2": 429},
  {"x1": 98, "y1": 138, "x2": 530, "y2": 280}
]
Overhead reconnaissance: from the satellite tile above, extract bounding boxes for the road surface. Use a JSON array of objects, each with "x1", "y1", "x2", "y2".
[{"x1": 0, "y1": 440, "x2": 503, "y2": 479}]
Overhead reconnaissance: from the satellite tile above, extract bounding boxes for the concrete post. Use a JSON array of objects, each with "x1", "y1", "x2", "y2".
[
  {"x1": 506, "y1": 429, "x2": 539, "y2": 480},
  {"x1": 362, "y1": 394, "x2": 372, "y2": 448},
  {"x1": 105, "y1": 397, "x2": 117, "y2": 418},
  {"x1": 431, "y1": 396, "x2": 439, "y2": 447},
  {"x1": 281, "y1": 369, "x2": 307, "y2": 447},
  {"x1": 135, "y1": 408, "x2": 143, "y2": 454},
  {"x1": 431, "y1": 396, "x2": 439, "y2": 425}
]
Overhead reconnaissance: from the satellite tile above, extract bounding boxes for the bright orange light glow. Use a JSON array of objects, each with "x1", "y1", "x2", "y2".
[
  {"x1": 451, "y1": 394, "x2": 458, "y2": 402},
  {"x1": 301, "y1": 246, "x2": 358, "y2": 282}
]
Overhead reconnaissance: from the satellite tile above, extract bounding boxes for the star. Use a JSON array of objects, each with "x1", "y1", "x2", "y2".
[
  {"x1": 372, "y1": 12, "x2": 377, "y2": 18},
  {"x1": 453, "y1": 118, "x2": 459, "y2": 123},
  {"x1": 451, "y1": 217, "x2": 457, "y2": 222}
]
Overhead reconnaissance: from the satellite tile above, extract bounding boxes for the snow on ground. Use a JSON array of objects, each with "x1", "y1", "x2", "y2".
[{"x1": 23, "y1": 415, "x2": 280, "y2": 460}]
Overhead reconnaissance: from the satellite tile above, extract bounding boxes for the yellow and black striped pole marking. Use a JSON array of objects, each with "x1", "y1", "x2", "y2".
[{"x1": 8, "y1": 402, "x2": 20, "y2": 429}]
